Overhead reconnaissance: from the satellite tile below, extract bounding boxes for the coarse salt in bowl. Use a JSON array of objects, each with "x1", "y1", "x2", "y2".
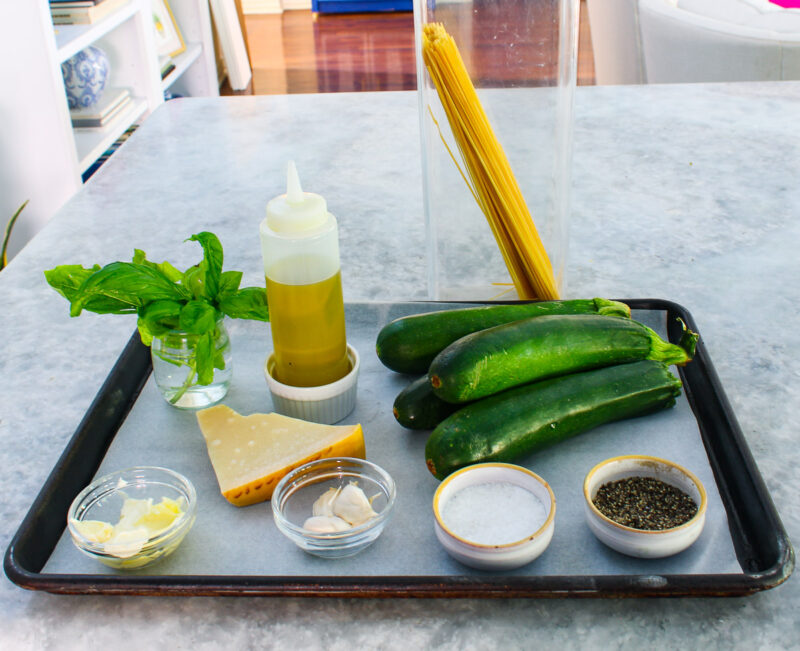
[{"x1": 432, "y1": 463, "x2": 556, "y2": 571}]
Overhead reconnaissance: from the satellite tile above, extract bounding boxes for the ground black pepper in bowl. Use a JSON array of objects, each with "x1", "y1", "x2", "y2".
[{"x1": 592, "y1": 476, "x2": 698, "y2": 530}]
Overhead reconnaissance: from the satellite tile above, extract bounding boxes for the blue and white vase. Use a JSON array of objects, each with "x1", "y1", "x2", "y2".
[{"x1": 61, "y1": 46, "x2": 110, "y2": 110}]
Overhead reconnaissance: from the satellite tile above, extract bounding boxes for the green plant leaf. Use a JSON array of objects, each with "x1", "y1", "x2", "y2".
[
  {"x1": 44, "y1": 265, "x2": 137, "y2": 314},
  {"x1": 69, "y1": 262, "x2": 187, "y2": 317},
  {"x1": 218, "y1": 270, "x2": 243, "y2": 297},
  {"x1": 44, "y1": 232, "x2": 272, "y2": 395},
  {"x1": 184, "y1": 232, "x2": 223, "y2": 300},
  {"x1": 2, "y1": 200, "x2": 28, "y2": 271},
  {"x1": 138, "y1": 299, "x2": 183, "y2": 337},
  {"x1": 137, "y1": 320, "x2": 154, "y2": 347},
  {"x1": 179, "y1": 300, "x2": 217, "y2": 334},
  {"x1": 213, "y1": 345, "x2": 226, "y2": 371},
  {"x1": 195, "y1": 331, "x2": 215, "y2": 385},
  {"x1": 182, "y1": 265, "x2": 200, "y2": 298},
  {"x1": 132, "y1": 249, "x2": 184, "y2": 283},
  {"x1": 218, "y1": 287, "x2": 270, "y2": 321},
  {"x1": 45, "y1": 264, "x2": 100, "y2": 300}
]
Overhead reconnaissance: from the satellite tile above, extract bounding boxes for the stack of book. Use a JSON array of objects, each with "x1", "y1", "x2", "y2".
[
  {"x1": 70, "y1": 87, "x2": 132, "y2": 128},
  {"x1": 82, "y1": 124, "x2": 138, "y2": 182},
  {"x1": 50, "y1": 0, "x2": 128, "y2": 25},
  {"x1": 159, "y1": 55, "x2": 176, "y2": 81}
]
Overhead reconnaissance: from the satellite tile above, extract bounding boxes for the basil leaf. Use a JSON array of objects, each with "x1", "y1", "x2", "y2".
[
  {"x1": 213, "y1": 346, "x2": 227, "y2": 371},
  {"x1": 138, "y1": 299, "x2": 182, "y2": 337},
  {"x1": 194, "y1": 331, "x2": 215, "y2": 385},
  {"x1": 179, "y1": 300, "x2": 217, "y2": 334},
  {"x1": 136, "y1": 320, "x2": 155, "y2": 347},
  {"x1": 182, "y1": 265, "x2": 205, "y2": 300},
  {"x1": 44, "y1": 264, "x2": 98, "y2": 299},
  {"x1": 185, "y1": 232, "x2": 223, "y2": 300},
  {"x1": 218, "y1": 270, "x2": 243, "y2": 297},
  {"x1": 218, "y1": 287, "x2": 270, "y2": 321},
  {"x1": 44, "y1": 265, "x2": 136, "y2": 314},
  {"x1": 132, "y1": 249, "x2": 184, "y2": 283},
  {"x1": 69, "y1": 262, "x2": 186, "y2": 317}
]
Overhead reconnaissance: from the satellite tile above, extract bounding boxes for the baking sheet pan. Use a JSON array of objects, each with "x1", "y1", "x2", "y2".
[{"x1": 4, "y1": 299, "x2": 794, "y2": 597}]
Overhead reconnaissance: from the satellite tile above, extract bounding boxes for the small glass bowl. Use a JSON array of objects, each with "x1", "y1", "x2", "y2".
[
  {"x1": 67, "y1": 466, "x2": 197, "y2": 570},
  {"x1": 583, "y1": 455, "x2": 707, "y2": 559},
  {"x1": 272, "y1": 457, "x2": 396, "y2": 559}
]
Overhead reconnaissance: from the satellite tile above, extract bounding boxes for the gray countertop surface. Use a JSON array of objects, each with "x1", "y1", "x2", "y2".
[{"x1": 1, "y1": 82, "x2": 798, "y2": 649}]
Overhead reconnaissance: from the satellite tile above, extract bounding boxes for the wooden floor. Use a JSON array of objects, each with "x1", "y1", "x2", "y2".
[{"x1": 237, "y1": 1, "x2": 595, "y2": 95}]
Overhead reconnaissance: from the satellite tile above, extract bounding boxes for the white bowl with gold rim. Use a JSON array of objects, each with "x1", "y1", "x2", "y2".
[
  {"x1": 432, "y1": 463, "x2": 556, "y2": 571},
  {"x1": 583, "y1": 455, "x2": 707, "y2": 559}
]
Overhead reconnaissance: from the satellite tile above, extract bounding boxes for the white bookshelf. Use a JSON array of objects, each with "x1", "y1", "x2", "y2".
[
  {"x1": 0, "y1": 0, "x2": 219, "y2": 261},
  {"x1": 162, "y1": 42, "x2": 203, "y2": 92},
  {"x1": 166, "y1": 0, "x2": 218, "y2": 96},
  {"x1": 74, "y1": 98, "x2": 150, "y2": 172},
  {"x1": 53, "y1": 1, "x2": 142, "y2": 59}
]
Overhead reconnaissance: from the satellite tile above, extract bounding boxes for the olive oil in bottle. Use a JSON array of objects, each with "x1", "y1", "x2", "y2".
[{"x1": 260, "y1": 162, "x2": 350, "y2": 387}]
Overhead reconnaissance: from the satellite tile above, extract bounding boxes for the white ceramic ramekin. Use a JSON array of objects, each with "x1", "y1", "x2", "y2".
[
  {"x1": 583, "y1": 455, "x2": 707, "y2": 559},
  {"x1": 432, "y1": 463, "x2": 556, "y2": 571},
  {"x1": 264, "y1": 344, "x2": 359, "y2": 424}
]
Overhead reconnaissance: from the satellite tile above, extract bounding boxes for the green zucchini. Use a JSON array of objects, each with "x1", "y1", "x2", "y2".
[
  {"x1": 425, "y1": 360, "x2": 682, "y2": 480},
  {"x1": 429, "y1": 314, "x2": 697, "y2": 404},
  {"x1": 375, "y1": 298, "x2": 630, "y2": 374},
  {"x1": 393, "y1": 376, "x2": 463, "y2": 430}
]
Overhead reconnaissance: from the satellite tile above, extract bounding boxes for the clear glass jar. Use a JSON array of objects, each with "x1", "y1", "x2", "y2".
[
  {"x1": 150, "y1": 319, "x2": 232, "y2": 409},
  {"x1": 414, "y1": 0, "x2": 579, "y2": 300}
]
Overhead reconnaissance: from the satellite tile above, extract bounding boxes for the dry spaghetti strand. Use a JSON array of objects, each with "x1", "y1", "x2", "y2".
[{"x1": 421, "y1": 23, "x2": 558, "y2": 300}]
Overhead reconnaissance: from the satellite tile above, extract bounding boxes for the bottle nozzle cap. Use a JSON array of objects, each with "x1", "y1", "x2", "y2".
[
  {"x1": 266, "y1": 161, "x2": 328, "y2": 234},
  {"x1": 286, "y1": 161, "x2": 304, "y2": 204}
]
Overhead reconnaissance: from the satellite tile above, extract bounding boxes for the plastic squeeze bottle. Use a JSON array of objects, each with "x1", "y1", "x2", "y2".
[{"x1": 260, "y1": 162, "x2": 350, "y2": 387}]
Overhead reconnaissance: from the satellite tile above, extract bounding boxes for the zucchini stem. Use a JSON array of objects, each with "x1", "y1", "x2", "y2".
[
  {"x1": 644, "y1": 321, "x2": 698, "y2": 366},
  {"x1": 593, "y1": 298, "x2": 631, "y2": 319},
  {"x1": 677, "y1": 318, "x2": 699, "y2": 359}
]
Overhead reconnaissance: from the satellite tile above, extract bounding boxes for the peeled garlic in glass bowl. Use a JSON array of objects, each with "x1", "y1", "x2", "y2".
[
  {"x1": 272, "y1": 457, "x2": 396, "y2": 559},
  {"x1": 303, "y1": 482, "x2": 378, "y2": 532}
]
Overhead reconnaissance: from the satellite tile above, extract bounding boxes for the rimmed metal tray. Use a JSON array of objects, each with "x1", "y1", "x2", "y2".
[{"x1": 4, "y1": 299, "x2": 794, "y2": 597}]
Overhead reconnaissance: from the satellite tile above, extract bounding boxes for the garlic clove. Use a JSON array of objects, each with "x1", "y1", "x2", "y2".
[
  {"x1": 302, "y1": 515, "x2": 351, "y2": 533},
  {"x1": 332, "y1": 482, "x2": 378, "y2": 526},
  {"x1": 312, "y1": 486, "x2": 341, "y2": 518}
]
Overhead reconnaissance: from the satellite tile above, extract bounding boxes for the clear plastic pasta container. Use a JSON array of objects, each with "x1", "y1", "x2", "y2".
[{"x1": 414, "y1": 0, "x2": 579, "y2": 300}]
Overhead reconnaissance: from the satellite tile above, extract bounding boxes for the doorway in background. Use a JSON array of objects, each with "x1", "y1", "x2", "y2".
[{"x1": 236, "y1": 1, "x2": 594, "y2": 95}]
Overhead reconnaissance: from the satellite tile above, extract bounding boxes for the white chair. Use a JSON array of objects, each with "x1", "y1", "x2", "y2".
[{"x1": 586, "y1": 0, "x2": 800, "y2": 84}]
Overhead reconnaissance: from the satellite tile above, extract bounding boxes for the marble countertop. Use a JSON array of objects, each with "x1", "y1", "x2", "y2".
[{"x1": 1, "y1": 82, "x2": 798, "y2": 649}]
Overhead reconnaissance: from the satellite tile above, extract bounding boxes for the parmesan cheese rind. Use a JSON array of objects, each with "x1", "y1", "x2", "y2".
[{"x1": 196, "y1": 405, "x2": 366, "y2": 507}]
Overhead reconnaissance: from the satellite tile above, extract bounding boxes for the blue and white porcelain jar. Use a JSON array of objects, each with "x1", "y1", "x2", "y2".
[{"x1": 61, "y1": 45, "x2": 110, "y2": 110}]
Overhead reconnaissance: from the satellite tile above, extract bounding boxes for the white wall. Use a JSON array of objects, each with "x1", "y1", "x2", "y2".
[{"x1": 0, "y1": 1, "x2": 81, "y2": 262}]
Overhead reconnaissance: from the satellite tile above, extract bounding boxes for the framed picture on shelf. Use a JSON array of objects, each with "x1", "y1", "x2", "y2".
[{"x1": 151, "y1": 0, "x2": 186, "y2": 58}]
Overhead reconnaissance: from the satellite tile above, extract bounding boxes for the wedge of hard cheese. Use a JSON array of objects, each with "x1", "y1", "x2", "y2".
[{"x1": 196, "y1": 405, "x2": 366, "y2": 507}]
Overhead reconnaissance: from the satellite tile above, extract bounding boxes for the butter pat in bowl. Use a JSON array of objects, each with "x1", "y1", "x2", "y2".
[
  {"x1": 583, "y1": 455, "x2": 707, "y2": 559},
  {"x1": 433, "y1": 463, "x2": 556, "y2": 571},
  {"x1": 67, "y1": 466, "x2": 197, "y2": 570}
]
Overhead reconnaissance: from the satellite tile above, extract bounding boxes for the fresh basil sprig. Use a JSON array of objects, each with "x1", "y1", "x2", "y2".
[{"x1": 45, "y1": 232, "x2": 269, "y2": 393}]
